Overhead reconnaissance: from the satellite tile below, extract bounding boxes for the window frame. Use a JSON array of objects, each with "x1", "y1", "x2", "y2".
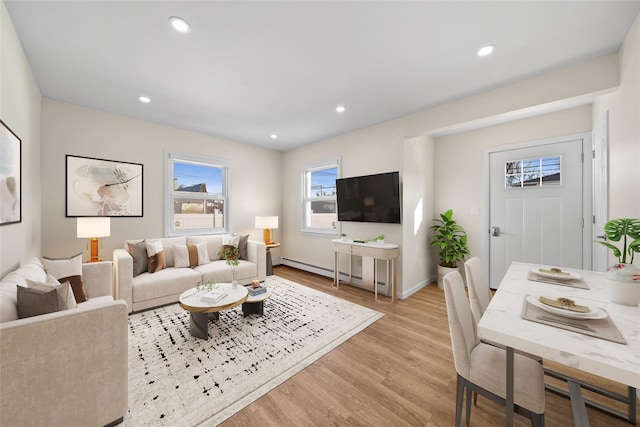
[
  {"x1": 165, "y1": 150, "x2": 230, "y2": 236},
  {"x1": 301, "y1": 158, "x2": 340, "y2": 236}
]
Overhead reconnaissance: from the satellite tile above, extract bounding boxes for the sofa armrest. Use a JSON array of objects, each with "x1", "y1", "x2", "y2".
[
  {"x1": 247, "y1": 240, "x2": 267, "y2": 281},
  {"x1": 82, "y1": 260, "x2": 113, "y2": 299},
  {"x1": 0, "y1": 300, "x2": 129, "y2": 427},
  {"x1": 113, "y1": 248, "x2": 133, "y2": 312}
]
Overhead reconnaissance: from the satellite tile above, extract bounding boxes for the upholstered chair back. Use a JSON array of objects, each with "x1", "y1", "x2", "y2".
[{"x1": 464, "y1": 257, "x2": 492, "y2": 327}]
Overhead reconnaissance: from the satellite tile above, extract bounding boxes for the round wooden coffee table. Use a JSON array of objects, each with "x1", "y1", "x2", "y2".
[
  {"x1": 179, "y1": 283, "x2": 248, "y2": 340},
  {"x1": 242, "y1": 288, "x2": 273, "y2": 317}
]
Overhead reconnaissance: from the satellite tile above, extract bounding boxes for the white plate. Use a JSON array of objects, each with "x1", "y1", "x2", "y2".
[
  {"x1": 527, "y1": 295, "x2": 607, "y2": 320},
  {"x1": 534, "y1": 268, "x2": 581, "y2": 281}
]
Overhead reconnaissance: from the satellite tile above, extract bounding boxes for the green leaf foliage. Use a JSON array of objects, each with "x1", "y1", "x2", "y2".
[
  {"x1": 595, "y1": 218, "x2": 640, "y2": 264},
  {"x1": 430, "y1": 209, "x2": 470, "y2": 268}
]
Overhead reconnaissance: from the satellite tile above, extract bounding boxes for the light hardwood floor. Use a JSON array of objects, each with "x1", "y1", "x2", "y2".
[{"x1": 222, "y1": 266, "x2": 638, "y2": 426}]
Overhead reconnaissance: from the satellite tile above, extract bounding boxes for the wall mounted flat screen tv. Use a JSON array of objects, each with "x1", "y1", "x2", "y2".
[{"x1": 336, "y1": 171, "x2": 401, "y2": 224}]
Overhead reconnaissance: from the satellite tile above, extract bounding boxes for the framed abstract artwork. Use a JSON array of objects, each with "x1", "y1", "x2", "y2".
[
  {"x1": 66, "y1": 155, "x2": 143, "y2": 217},
  {"x1": 0, "y1": 119, "x2": 21, "y2": 226}
]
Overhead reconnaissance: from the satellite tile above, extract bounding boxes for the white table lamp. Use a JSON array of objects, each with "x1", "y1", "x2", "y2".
[
  {"x1": 255, "y1": 216, "x2": 278, "y2": 244},
  {"x1": 77, "y1": 217, "x2": 111, "y2": 262}
]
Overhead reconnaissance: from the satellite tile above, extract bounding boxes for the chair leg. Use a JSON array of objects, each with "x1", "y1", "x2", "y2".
[
  {"x1": 455, "y1": 375, "x2": 464, "y2": 427},
  {"x1": 530, "y1": 412, "x2": 545, "y2": 427},
  {"x1": 466, "y1": 387, "x2": 473, "y2": 427}
]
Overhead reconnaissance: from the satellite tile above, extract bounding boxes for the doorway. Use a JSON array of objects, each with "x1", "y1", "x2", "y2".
[{"x1": 485, "y1": 134, "x2": 591, "y2": 288}]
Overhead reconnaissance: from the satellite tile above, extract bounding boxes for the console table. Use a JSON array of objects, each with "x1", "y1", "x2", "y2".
[{"x1": 331, "y1": 239, "x2": 399, "y2": 302}]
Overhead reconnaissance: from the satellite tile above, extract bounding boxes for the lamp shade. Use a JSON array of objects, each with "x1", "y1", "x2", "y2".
[
  {"x1": 77, "y1": 217, "x2": 111, "y2": 238},
  {"x1": 255, "y1": 216, "x2": 278, "y2": 230}
]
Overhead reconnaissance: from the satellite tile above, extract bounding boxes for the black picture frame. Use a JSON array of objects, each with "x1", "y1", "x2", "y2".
[
  {"x1": 0, "y1": 119, "x2": 22, "y2": 226},
  {"x1": 66, "y1": 154, "x2": 143, "y2": 217}
]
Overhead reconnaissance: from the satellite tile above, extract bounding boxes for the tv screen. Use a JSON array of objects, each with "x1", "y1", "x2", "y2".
[{"x1": 336, "y1": 171, "x2": 401, "y2": 224}]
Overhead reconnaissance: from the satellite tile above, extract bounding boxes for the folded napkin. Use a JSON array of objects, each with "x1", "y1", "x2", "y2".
[
  {"x1": 521, "y1": 299, "x2": 627, "y2": 345},
  {"x1": 539, "y1": 267, "x2": 571, "y2": 276},
  {"x1": 539, "y1": 296, "x2": 590, "y2": 313},
  {"x1": 527, "y1": 270, "x2": 589, "y2": 289}
]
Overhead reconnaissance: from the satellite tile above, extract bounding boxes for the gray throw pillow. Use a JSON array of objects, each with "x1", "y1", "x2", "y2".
[
  {"x1": 238, "y1": 234, "x2": 249, "y2": 260},
  {"x1": 127, "y1": 240, "x2": 148, "y2": 277},
  {"x1": 17, "y1": 285, "x2": 59, "y2": 318}
]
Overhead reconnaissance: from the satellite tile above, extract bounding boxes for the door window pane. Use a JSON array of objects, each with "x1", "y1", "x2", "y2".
[{"x1": 505, "y1": 156, "x2": 561, "y2": 188}]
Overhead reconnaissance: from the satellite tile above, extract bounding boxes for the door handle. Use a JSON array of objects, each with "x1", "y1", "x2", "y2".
[
  {"x1": 491, "y1": 226, "x2": 502, "y2": 237},
  {"x1": 596, "y1": 235, "x2": 607, "y2": 240}
]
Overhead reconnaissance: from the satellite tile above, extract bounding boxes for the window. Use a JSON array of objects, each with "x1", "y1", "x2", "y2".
[
  {"x1": 302, "y1": 159, "x2": 340, "y2": 235},
  {"x1": 165, "y1": 151, "x2": 229, "y2": 236},
  {"x1": 505, "y1": 155, "x2": 561, "y2": 189}
]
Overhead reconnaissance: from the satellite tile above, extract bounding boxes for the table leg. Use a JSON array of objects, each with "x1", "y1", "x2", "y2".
[
  {"x1": 568, "y1": 380, "x2": 591, "y2": 427},
  {"x1": 243, "y1": 300, "x2": 264, "y2": 317},
  {"x1": 190, "y1": 312, "x2": 209, "y2": 340},
  {"x1": 506, "y1": 346, "x2": 514, "y2": 426},
  {"x1": 266, "y1": 249, "x2": 273, "y2": 275}
]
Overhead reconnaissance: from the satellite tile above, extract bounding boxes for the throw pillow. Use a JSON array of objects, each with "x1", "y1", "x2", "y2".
[
  {"x1": 238, "y1": 234, "x2": 249, "y2": 260},
  {"x1": 223, "y1": 234, "x2": 240, "y2": 248},
  {"x1": 42, "y1": 253, "x2": 88, "y2": 303},
  {"x1": 195, "y1": 241, "x2": 209, "y2": 266},
  {"x1": 127, "y1": 240, "x2": 148, "y2": 277},
  {"x1": 27, "y1": 274, "x2": 77, "y2": 310},
  {"x1": 173, "y1": 245, "x2": 199, "y2": 268},
  {"x1": 145, "y1": 240, "x2": 166, "y2": 273},
  {"x1": 17, "y1": 285, "x2": 58, "y2": 318}
]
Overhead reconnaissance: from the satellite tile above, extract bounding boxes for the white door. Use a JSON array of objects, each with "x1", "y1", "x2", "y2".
[
  {"x1": 489, "y1": 139, "x2": 584, "y2": 288},
  {"x1": 592, "y1": 114, "x2": 609, "y2": 272}
]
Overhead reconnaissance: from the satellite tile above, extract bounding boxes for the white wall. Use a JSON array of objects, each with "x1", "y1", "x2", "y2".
[
  {"x1": 282, "y1": 52, "x2": 619, "y2": 297},
  {"x1": 593, "y1": 12, "x2": 640, "y2": 220},
  {"x1": 0, "y1": 1, "x2": 42, "y2": 277},
  {"x1": 434, "y1": 105, "x2": 592, "y2": 265},
  {"x1": 40, "y1": 99, "x2": 282, "y2": 260}
]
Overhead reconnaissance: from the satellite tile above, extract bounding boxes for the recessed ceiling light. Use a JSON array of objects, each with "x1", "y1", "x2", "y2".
[
  {"x1": 270, "y1": 134, "x2": 278, "y2": 139},
  {"x1": 169, "y1": 16, "x2": 191, "y2": 33},
  {"x1": 477, "y1": 45, "x2": 495, "y2": 57},
  {"x1": 138, "y1": 96, "x2": 151, "y2": 103},
  {"x1": 335, "y1": 105, "x2": 346, "y2": 113}
]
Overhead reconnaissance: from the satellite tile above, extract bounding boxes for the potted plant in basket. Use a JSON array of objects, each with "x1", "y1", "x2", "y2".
[
  {"x1": 218, "y1": 246, "x2": 240, "y2": 286},
  {"x1": 595, "y1": 218, "x2": 640, "y2": 305},
  {"x1": 430, "y1": 209, "x2": 470, "y2": 289}
]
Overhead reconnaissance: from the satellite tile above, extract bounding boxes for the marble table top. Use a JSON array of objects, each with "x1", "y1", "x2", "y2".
[{"x1": 477, "y1": 262, "x2": 640, "y2": 389}]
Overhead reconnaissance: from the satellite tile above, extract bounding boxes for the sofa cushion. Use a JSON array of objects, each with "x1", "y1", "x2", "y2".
[
  {"x1": 159, "y1": 237, "x2": 186, "y2": 267},
  {"x1": 196, "y1": 260, "x2": 257, "y2": 284},
  {"x1": 145, "y1": 240, "x2": 166, "y2": 273},
  {"x1": 237, "y1": 234, "x2": 249, "y2": 260},
  {"x1": 132, "y1": 268, "x2": 201, "y2": 303},
  {"x1": 42, "y1": 253, "x2": 88, "y2": 303},
  {"x1": 173, "y1": 245, "x2": 198, "y2": 268},
  {"x1": 17, "y1": 285, "x2": 59, "y2": 318},
  {"x1": 27, "y1": 274, "x2": 77, "y2": 309},
  {"x1": 187, "y1": 235, "x2": 223, "y2": 261},
  {"x1": 195, "y1": 241, "x2": 209, "y2": 265},
  {"x1": 126, "y1": 240, "x2": 148, "y2": 277},
  {"x1": 0, "y1": 258, "x2": 47, "y2": 322}
]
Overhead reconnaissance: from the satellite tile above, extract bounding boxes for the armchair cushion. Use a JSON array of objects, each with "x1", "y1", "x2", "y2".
[{"x1": 42, "y1": 253, "x2": 88, "y2": 303}]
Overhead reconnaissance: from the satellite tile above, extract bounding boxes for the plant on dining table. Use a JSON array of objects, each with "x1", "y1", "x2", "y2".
[{"x1": 595, "y1": 218, "x2": 640, "y2": 265}]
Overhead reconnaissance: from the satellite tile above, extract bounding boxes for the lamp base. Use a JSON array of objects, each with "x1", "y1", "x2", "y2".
[
  {"x1": 263, "y1": 228, "x2": 272, "y2": 245},
  {"x1": 86, "y1": 237, "x2": 102, "y2": 262}
]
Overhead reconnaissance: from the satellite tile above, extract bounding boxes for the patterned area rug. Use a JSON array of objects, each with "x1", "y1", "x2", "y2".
[{"x1": 122, "y1": 276, "x2": 383, "y2": 426}]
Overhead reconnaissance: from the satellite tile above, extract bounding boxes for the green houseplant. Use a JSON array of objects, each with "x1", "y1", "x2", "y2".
[
  {"x1": 431, "y1": 209, "x2": 470, "y2": 289},
  {"x1": 595, "y1": 218, "x2": 640, "y2": 265},
  {"x1": 218, "y1": 246, "x2": 240, "y2": 285},
  {"x1": 595, "y1": 218, "x2": 640, "y2": 305}
]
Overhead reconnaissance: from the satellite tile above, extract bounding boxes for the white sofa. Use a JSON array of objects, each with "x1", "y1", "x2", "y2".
[
  {"x1": 0, "y1": 258, "x2": 128, "y2": 427},
  {"x1": 114, "y1": 235, "x2": 266, "y2": 313}
]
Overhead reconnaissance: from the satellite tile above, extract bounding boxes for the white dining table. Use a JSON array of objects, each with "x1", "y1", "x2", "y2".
[{"x1": 477, "y1": 262, "x2": 640, "y2": 426}]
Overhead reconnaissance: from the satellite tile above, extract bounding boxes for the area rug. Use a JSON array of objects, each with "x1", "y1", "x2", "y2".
[{"x1": 122, "y1": 276, "x2": 383, "y2": 426}]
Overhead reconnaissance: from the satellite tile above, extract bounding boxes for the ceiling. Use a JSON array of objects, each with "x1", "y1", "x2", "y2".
[{"x1": 5, "y1": 1, "x2": 640, "y2": 151}]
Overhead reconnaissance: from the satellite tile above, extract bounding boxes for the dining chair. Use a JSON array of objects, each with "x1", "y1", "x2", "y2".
[
  {"x1": 443, "y1": 271, "x2": 545, "y2": 427},
  {"x1": 464, "y1": 257, "x2": 492, "y2": 327}
]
